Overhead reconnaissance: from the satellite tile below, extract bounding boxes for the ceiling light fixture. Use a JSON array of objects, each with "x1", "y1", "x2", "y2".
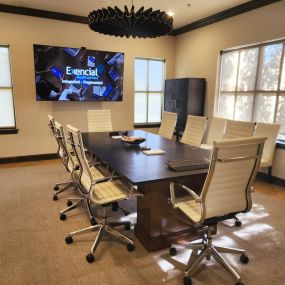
[{"x1": 88, "y1": 1, "x2": 173, "y2": 38}]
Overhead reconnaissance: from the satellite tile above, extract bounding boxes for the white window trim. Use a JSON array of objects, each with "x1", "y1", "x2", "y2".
[
  {"x1": 0, "y1": 44, "x2": 17, "y2": 133},
  {"x1": 216, "y1": 38, "x2": 285, "y2": 138},
  {"x1": 134, "y1": 57, "x2": 165, "y2": 125}
]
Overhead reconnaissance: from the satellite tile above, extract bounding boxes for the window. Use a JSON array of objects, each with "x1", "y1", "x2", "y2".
[
  {"x1": 217, "y1": 39, "x2": 285, "y2": 139},
  {"x1": 134, "y1": 58, "x2": 165, "y2": 125},
  {"x1": 0, "y1": 45, "x2": 16, "y2": 132}
]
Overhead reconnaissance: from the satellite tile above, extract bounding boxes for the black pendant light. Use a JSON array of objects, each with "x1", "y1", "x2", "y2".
[{"x1": 88, "y1": 3, "x2": 173, "y2": 38}]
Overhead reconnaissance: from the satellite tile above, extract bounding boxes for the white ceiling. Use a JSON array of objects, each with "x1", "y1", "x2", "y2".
[{"x1": 1, "y1": 0, "x2": 250, "y2": 29}]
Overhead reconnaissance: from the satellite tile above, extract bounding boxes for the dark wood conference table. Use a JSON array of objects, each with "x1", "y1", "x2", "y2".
[{"x1": 82, "y1": 130, "x2": 211, "y2": 252}]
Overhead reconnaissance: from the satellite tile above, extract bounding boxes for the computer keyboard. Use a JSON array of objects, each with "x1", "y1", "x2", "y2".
[{"x1": 166, "y1": 158, "x2": 210, "y2": 172}]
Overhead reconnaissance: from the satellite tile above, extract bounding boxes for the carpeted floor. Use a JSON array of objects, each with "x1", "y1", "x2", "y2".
[{"x1": 0, "y1": 160, "x2": 284, "y2": 285}]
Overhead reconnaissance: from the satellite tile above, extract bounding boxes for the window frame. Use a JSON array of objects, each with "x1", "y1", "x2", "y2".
[
  {"x1": 134, "y1": 57, "x2": 165, "y2": 127},
  {"x1": 216, "y1": 38, "x2": 285, "y2": 141},
  {"x1": 0, "y1": 44, "x2": 17, "y2": 134}
]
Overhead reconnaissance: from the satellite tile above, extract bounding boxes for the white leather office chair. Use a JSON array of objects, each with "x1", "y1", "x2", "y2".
[
  {"x1": 254, "y1": 122, "x2": 280, "y2": 183},
  {"x1": 201, "y1": 117, "x2": 227, "y2": 150},
  {"x1": 169, "y1": 136, "x2": 266, "y2": 285},
  {"x1": 48, "y1": 115, "x2": 74, "y2": 200},
  {"x1": 59, "y1": 124, "x2": 108, "y2": 225},
  {"x1": 65, "y1": 125, "x2": 141, "y2": 263},
  {"x1": 181, "y1": 115, "x2": 208, "y2": 147},
  {"x1": 222, "y1": 119, "x2": 256, "y2": 226},
  {"x1": 87, "y1": 109, "x2": 113, "y2": 132},
  {"x1": 158, "y1": 111, "x2": 177, "y2": 139},
  {"x1": 223, "y1": 119, "x2": 255, "y2": 139},
  {"x1": 53, "y1": 121, "x2": 103, "y2": 224}
]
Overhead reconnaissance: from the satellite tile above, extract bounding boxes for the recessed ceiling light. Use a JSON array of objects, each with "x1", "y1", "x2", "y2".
[{"x1": 167, "y1": 11, "x2": 175, "y2": 17}]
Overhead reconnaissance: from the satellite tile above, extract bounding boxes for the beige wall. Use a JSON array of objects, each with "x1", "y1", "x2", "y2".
[
  {"x1": 174, "y1": 1, "x2": 285, "y2": 179},
  {"x1": 0, "y1": 13, "x2": 175, "y2": 157}
]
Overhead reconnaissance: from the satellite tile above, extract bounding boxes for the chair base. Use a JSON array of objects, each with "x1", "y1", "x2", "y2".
[
  {"x1": 53, "y1": 180, "x2": 74, "y2": 199},
  {"x1": 65, "y1": 208, "x2": 134, "y2": 262},
  {"x1": 60, "y1": 196, "x2": 95, "y2": 224},
  {"x1": 170, "y1": 226, "x2": 248, "y2": 284}
]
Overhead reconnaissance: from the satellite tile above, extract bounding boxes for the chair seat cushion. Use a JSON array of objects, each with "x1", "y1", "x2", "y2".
[
  {"x1": 91, "y1": 179, "x2": 129, "y2": 205},
  {"x1": 176, "y1": 198, "x2": 202, "y2": 223},
  {"x1": 90, "y1": 166, "x2": 104, "y2": 179}
]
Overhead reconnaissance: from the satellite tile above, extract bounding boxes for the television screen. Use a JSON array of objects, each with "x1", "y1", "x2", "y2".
[{"x1": 33, "y1": 44, "x2": 124, "y2": 101}]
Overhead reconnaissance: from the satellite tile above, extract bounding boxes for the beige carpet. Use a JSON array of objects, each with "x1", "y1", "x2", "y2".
[{"x1": 0, "y1": 160, "x2": 284, "y2": 285}]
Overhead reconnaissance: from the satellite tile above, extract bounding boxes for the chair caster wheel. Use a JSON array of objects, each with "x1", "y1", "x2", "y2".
[
  {"x1": 240, "y1": 254, "x2": 249, "y2": 264},
  {"x1": 183, "y1": 276, "x2": 192, "y2": 285},
  {"x1": 169, "y1": 247, "x2": 177, "y2": 256},
  {"x1": 67, "y1": 201, "x2": 73, "y2": 207},
  {"x1": 90, "y1": 218, "x2": 97, "y2": 226},
  {"x1": 54, "y1": 185, "x2": 59, "y2": 191},
  {"x1": 127, "y1": 244, "x2": 135, "y2": 252},
  {"x1": 86, "y1": 254, "x2": 95, "y2": 263},
  {"x1": 65, "y1": 236, "x2": 73, "y2": 244},
  {"x1": 235, "y1": 282, "x2": 244, "y2": 285},
  {"x1": 60, "y1": 214, "x2": 66, "y2": 221},
  {"x1": 124, "y1": 224, "x2": 131, "y2": 231},
  {"x1": 53, "y1": 195, "x2": 58, "y2": 201},
  {"x1": 235, "y1": 220, "x2": 242, "y2": 227}
]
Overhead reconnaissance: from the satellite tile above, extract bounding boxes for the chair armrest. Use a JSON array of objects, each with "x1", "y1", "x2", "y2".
[
  {"x1": 89, "y1": 161, "x2": 102, "y2": 167},
  {"x1": 92, "y1": 176, "x2": 113, "y2": 185},
  {"x1": 169, "y1": 182, "x2": 201, "y2": 208},
  {"x1": 177, "y1": 183, "x2": 202, "y2": 202}
]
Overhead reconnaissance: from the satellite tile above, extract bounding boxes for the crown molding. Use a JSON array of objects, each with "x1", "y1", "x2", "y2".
[
  {"x1": 0, "y1": 3, "x2": 88, "y2": 24},
  {"x1": 172, "y1": 0, "x2": 282, "y2": 36}
]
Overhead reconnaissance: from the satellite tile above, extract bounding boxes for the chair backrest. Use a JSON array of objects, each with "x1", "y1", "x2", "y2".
[
  {"x1": 223, "y1": 120, "x2": 255, "y2": 139},
  {"x1": 181, "y1": 115, "x2": 208, "y2": 147},
  {"x1": 199, "y1": 136, "x2": 266, "y2": 223},
  {"x1": 48, "y1": 115, "x2": 66, "y2": 165},
  {"x1": 48, "y1": 115, "x2": 56, "y2": 135},
  {"x1": 254, "y1": 122, "x2": 280, "y2": 164},
  {"x1": 158, "y1": 111, "x2": 177, "y2": 139},
  {"x1": 205, "y1": 117, "x2": 227, "y2": 145},
  {"x1": 87, "y1": 109, "x2": 113, "y2": 132},
  {"x1": 67, "y1": 124, "x2": 93, "y2": 192},
  {"x1": 54, "y1": 121, "x2": 77, "y2": 174}
]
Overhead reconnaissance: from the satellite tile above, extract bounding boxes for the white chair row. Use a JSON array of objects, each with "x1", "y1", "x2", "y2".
[
  {"x1": 48, "y1": 114, "x2": 139, "y2": 263},
  {"x1": 158, "y1": 111, "x2": 280, "y2": 182},
  {"x1": 158, "y1": 111, "x2": 208, "y2": 147},
  {"x1": 201, "y1": 118, "x2": 280, "y2": 182}
]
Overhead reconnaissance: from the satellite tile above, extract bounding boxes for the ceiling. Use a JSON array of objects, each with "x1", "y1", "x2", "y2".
[{"x1": 0, "y1": 0, "x2": 250, "y2": 29}]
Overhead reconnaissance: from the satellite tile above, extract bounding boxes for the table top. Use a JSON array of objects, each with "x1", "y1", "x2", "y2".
[{"x1": 82, "y1": 130, "x2": 211, "y2": 185}]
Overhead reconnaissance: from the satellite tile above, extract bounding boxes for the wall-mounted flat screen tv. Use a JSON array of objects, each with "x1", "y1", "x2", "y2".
[{"x1": 33, "y1": 44, "x2": 124, "y2": 101}]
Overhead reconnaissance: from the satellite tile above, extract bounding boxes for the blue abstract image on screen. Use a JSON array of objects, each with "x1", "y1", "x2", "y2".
[{"x1": 33, "y1": 44, "x2": 124, "y2": 101}]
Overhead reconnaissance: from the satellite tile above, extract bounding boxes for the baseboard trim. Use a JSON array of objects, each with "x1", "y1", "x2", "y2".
[
  {"x1": 0, "y1": 153, "x2": 58, "y2": 164},
  {"x1": 257, "y1": 172, "x2": 285, "y2": 187}
]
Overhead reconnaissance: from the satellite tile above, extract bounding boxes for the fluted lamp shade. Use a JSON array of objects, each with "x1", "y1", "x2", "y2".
[{"x1": 88, "y1": 5, "x2": 173, "y2": 38}]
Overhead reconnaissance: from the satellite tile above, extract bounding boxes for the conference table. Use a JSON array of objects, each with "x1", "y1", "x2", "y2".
[{"x1": 82, "y1": 130, "x2": 211, "y2": 252}]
